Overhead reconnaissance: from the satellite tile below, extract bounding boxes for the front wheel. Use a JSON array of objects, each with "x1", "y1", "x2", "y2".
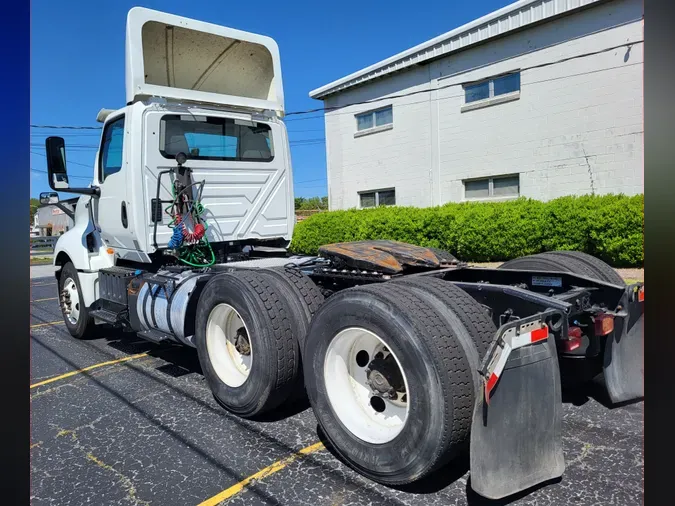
[{"x1": 58, "y1": 262, "x2": 96, "y2": 339}]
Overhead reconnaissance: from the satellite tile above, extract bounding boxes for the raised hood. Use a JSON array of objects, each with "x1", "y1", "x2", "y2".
[{"x1": 125, "y1": 7, "x2": 285, "y2": 114}]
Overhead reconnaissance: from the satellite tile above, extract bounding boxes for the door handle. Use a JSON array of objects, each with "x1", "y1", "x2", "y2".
[{"x1": 121, "y1": 202, "x2": 128, "y2": 228}]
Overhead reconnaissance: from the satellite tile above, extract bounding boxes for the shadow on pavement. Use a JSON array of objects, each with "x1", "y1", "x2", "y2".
[{"x1": 31, "y1": 326, "x2": 406, "y2": 505}]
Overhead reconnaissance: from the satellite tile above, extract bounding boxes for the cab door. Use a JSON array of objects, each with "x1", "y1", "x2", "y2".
[{"x1": 94, "y1": 113, "x2": 137, "y2": 253}]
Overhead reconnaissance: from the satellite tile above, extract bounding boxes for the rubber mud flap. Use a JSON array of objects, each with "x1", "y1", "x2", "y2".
[
  {"x1": 470, "y1": 322, "x2": 564, "y2": 499},
  {"x1": 603, "y1": 288, "x2": 644, "y2": 403}
]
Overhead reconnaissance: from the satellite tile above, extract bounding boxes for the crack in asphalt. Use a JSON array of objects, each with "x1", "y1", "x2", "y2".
[{"x1": 86, "y1": 453, "x2": 151, "y2": 506}]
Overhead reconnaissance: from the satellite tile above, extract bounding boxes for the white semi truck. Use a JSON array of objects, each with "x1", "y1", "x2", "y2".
[{"x1": 41, "y1": 7, "x2": 644, "y2": 500}]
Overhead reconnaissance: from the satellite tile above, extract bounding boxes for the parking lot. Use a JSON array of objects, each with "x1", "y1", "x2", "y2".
[{"x1": 30, "y1": 275, "x2": 643, "y2": 506}]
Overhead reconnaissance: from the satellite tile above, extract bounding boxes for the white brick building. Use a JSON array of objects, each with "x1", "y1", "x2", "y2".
[{"x1": 310, "y1": 0, "x2": 643, "y2": 210}]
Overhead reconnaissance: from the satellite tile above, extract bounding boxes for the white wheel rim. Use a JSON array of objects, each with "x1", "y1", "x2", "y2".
[
  {"x1": 324, "y1": 327, "x2": 410, "y2": 444},
  {"x1": 61, "y1": 277, "x2": 80, "y2": 325},
  {"x1": 206, "y1": 303, "x2": 253, "y2": 388}
]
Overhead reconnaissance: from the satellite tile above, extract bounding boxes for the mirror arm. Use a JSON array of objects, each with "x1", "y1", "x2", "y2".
[
  {"x1": 48, "y1": 185, "x2": 100, "y2": 197},
  {"x1": 54, "y1": 203, "x2": 76, "y2": 221}
]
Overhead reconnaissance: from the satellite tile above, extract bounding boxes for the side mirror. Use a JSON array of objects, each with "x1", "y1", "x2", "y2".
[
  {"x1": 44, "y1": 136, "x2": 99, "y2": 196},
  {"x1": 45, "y1": 136, "x2": 70, "y2": 190},
  {"x1": 39, "y1": 192, "x2": 59, "y2": 205}
]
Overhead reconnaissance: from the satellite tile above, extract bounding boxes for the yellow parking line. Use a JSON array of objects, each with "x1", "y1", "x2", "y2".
[
  {"x1": 30, "y1": 321, "x2": 64, "y2": 328},
  {"x1": 32, "y1": 297, "x2": 58, "y2": 302},
  {"x1": 197, "y1": 442, "x2": 325, "y2": 506},
  {"x1": 30, "y1": 353, "x2": 149, "y2": 389}
]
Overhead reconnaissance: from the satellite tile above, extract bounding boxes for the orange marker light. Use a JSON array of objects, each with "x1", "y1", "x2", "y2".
[{"x1": 106, "y1": 248, "x2": 115, "y2": 255}]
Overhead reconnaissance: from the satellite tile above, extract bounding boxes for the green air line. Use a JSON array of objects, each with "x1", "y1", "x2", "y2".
[{"x1": 166, "y1": 179, "x2": 215, "y2": 268}]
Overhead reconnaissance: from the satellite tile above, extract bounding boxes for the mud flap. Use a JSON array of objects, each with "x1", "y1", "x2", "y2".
[
  {"x1": 603, "y1": 284, "x2": 644, "y2": 404},
  {"x1": 470, "y1": 312, "x2": 565, "y2": 499}
]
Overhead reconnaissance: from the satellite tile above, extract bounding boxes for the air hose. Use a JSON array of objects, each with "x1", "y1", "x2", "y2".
[
  {"x1": 167, "y1": 224, "x2": 184, "y2": 249},
  {"x1": 166, "y1": 179, "x2": 215, "y2": 267}
]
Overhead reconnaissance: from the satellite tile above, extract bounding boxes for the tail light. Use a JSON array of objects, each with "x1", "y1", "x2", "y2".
[
  {"x1": 638, "y1": 286, "x2": 644, "y2": 302},
  {"x1": 565, "y1": 326, "x2": 583, "y2": 352},
  {"x1": 594, "y1": 313, "x2": 615, "y2": 336}
]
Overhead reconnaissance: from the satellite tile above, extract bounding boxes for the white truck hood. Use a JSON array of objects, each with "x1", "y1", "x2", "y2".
[{"x1": 125, "y1": 7, "x2": 285, "y2": 114}]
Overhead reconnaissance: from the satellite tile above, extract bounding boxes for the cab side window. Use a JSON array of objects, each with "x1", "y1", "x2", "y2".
[{"x1": 99, "y1": 116, "x2": 125, "y2": 182}]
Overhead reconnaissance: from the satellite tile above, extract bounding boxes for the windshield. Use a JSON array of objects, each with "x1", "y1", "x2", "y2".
[{"x1": 160, "y1": 115, "x2": 274, "y2": 162}]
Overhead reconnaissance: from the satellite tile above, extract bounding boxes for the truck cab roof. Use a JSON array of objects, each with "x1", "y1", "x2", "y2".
[{"x1": 125, "y1": 7, "x2": 285, "y2": 115}]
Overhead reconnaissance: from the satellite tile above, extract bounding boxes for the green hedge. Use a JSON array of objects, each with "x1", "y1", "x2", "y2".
[{"x1": 289, "y1": 194, "x2": 644, "y2": 267}]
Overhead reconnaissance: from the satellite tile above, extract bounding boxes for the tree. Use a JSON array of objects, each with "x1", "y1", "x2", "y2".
[
  {"x1": 296, "y1": 196, "x2": 328, "y2": 211},
  {"x1": 30, "y1": 198, "x2": 40, "y2": 227}
]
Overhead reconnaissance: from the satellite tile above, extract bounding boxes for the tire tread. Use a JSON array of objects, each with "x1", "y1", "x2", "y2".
[
  {"x1": 395, "y1": 277, "x2": 496, "y2": 357},
  {"x1": 269, "y1": 266, "x2": 324, "y2": 319},
  {"x1": 197, "y1": 270, "x2": 299, "y2": 416},
  {"x1": 356, "y1": 282, "x2": 474, "y2": 478}
]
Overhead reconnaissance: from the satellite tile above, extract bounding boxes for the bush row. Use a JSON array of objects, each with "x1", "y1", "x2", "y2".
[{"x1": 289, "y1": 194, "x2": 644, "y2": 267}]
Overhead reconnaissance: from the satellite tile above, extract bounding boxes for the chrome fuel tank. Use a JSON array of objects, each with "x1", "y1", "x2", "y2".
[{"x1": 136, "y1": 270, "x2": 209, "y2": 346}]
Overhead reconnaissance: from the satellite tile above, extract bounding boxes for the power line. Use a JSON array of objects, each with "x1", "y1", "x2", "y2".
[
  {"x1": 31, "y1": 124, "x2": 101, "y2": 130},
  {"x1": 286, "y1": 40, "x2": 643, "y2": 116},
  {"x1": 294, "y1": 177, "x2": 327, "y2": 184},
  {"x1": 31, "y1": 168, "x2": 91, "y2": 180},
  {"x1": 30, "y1": 151, "x2": 93, "y2": 169},
  {"x1": 29, "y1": 40, "x2": 642, "y2": 130}
]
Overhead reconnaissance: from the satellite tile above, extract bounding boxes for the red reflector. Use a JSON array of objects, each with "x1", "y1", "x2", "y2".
[
  {"x1": 594, "y1": 313, "x2": 614, "y2": 336},
  {"x1": 568, "y1": 326, "x2": 582, "y2": 339},
  {"x1": 638, "y1": 286, "x2": 644, "y2": 302},
  {"x1": 485, "y1": 372, "x2": 499, "y2": 405},
  {"x1": 564, "y1": 337, "x2": 582, "y2": 352},
  {"x1": 531, "y1": 326, "x2": 549, "y2": 343}
]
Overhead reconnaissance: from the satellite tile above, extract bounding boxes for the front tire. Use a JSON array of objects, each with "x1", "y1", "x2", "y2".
[
  {"x1": 194, "y1": 270, "x2": 301, "y2": 418},
  {"x1": 58, "y1": 262, "x2": 96, "y2": 339},
  {"x1": 304, "y1": 282, "x2": 475, "y2": 485}
]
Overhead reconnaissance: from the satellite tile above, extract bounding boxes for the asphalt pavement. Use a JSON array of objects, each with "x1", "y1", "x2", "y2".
[{"x1": 30, "y1": 276, "x2": 643, "y2": 506}]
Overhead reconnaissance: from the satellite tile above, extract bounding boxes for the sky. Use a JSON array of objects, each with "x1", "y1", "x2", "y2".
[{"x1": 30, "y1": 0, "x2": 513, "y2": 199}]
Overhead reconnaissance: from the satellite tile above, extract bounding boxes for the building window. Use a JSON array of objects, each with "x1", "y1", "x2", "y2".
[
  {"x1": 463, "y1": 72, "x2": 520, "y2": 105},
  {"x1": 359, "y1": 188, "x2": 396, "y2": 208},
  {"x1": 464, "y1": 175, "x2": 519, "y2": 200},
  {"x1": 355, "y1": 106, "x2": 393, "y2": 135}
]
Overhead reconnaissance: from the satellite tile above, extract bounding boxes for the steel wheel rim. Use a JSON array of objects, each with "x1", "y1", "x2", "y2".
[
  {"x1": 323, "y1": 327, "x2": 410, "y2": 444},
  {"x1": 206, "y1": 303, "x2": 253, "y2": 388},
  {"x1": 61, "y1": 277, "x2": 80, "y2": 325}
]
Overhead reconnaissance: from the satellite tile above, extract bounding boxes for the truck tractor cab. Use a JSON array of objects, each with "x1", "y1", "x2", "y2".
[{"x1": 47, "y1": 7, "x2": 294, "y2": 307}]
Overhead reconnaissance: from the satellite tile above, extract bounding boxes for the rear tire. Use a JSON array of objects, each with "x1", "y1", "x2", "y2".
[
  {"x1": 194, "y1": 270, "x2": 300, "y2": 418},
  {"x1": 499, "y1": 251, "x2": 624, "y2": 285},
  {"x1": 259, "y1": 267, "x2": 324, "y2": 350},
  {"x1": 255, "y1": 267, "x2": 324, "y2": 401},
  {"x1": 58, "y1": 262, "x2": 96, "y2": 339},
  {"x1": 394, "y1": 277, "x2": 495, "y2": 358},
  {"x1": 539, "y1": 251, "x2": 625, "y2": 285},
  {"x1": 304, "y1": 282, "x2": 475, "y2": 485}
]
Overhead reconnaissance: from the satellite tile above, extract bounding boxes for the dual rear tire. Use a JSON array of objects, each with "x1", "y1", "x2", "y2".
[
  {"x1": 194, "y1": 267, "x2": 323, "y2": 418},
  {"x1": 303, "y1": 280, "x2": 495, "y2": 485},
  {"x1": 194, "y1": 266, "x2": 495, "y2": 484}
]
